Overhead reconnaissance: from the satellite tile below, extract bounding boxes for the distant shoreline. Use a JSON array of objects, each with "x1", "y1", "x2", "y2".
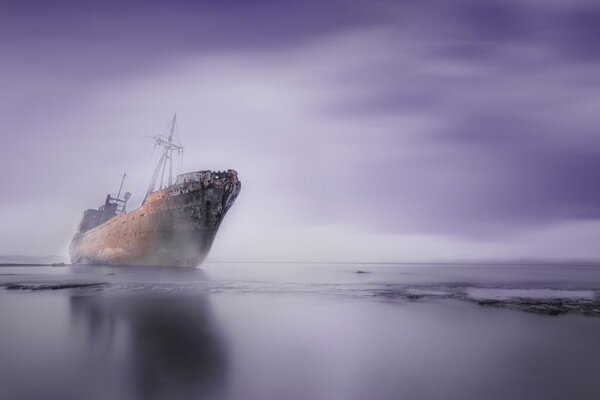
[
  {"x1": 206, "y1": 260, "x2": 600, "y2": 267},
  {"x1": 0, "y1": 263, "x2": 48, "y2": 266},
  {"x1": 2, "y1": 261, "x2": 600, "y2": 268},
  {"x1": 0, "y1": 263, "x2": 66, "y2": 267}
]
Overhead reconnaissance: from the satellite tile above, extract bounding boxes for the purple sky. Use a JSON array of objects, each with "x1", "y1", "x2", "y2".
[{"x1": 2, "y1": 0, "x2": 600, "y2": 261}]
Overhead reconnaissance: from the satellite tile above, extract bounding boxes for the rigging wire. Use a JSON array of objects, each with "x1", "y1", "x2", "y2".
[
  {"x1": 132, "y1": 115, "x2": 184, "y2": 204},
  {"x1": 177, "y1": 148, "x2": 184, "y2": 178},
  {"x1": 172, "y1": 115, "x2": 183, "y2": 179},
  {"x1": 132, "y1": 141, "x2": 158, "y2": 206}
]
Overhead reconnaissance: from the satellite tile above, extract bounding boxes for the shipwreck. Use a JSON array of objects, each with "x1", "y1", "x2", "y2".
[{"x1": 69, "y1": 115, "x2": 241, "y2": 267}]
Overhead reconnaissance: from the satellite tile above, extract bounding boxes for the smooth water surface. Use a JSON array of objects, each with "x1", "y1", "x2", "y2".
[{"x1": 1, "y1": 263, "x2": 599, "y2": 400}]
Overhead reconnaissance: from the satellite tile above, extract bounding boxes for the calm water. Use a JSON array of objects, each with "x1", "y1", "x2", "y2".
[{"x1": 1, "y1": 263, "x2": 600, "y2": 400}]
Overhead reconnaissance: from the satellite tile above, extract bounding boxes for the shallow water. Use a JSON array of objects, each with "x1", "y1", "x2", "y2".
[{"x1": 1, "y1": 263, "x2": 600, "y2": 400}]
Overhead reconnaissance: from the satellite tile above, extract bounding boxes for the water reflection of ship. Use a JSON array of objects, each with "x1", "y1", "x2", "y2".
[{"x1": 69, "y1": 293, "x2": 227, "y2": 400}]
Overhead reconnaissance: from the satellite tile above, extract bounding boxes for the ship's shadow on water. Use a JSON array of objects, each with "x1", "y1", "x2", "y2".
[{"x1": 69, "y1": 292, "x2": 228, "y2": 400}]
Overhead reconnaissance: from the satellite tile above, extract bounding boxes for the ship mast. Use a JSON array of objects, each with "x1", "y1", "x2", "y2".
[
  {"x1": 145, "y1": 114, "x2": 184, "y2": 200},
  {"x1": 116, "y1": 172, "x2": 127, "y2": 200}
]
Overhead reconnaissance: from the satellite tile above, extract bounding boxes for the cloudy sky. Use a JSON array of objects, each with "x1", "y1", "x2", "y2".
[{"x1": 2, "y1": 0, "x2": 600, "y2": 262}]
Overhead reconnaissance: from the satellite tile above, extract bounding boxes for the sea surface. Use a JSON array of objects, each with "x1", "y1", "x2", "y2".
[{"x1": 1, "y1": 262, "x2": 600, "y2": 400}]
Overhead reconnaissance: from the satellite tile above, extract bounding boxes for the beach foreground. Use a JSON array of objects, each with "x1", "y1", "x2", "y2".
[{"x1": 1, "y1": 263, "x2": 599, "y2": 400}]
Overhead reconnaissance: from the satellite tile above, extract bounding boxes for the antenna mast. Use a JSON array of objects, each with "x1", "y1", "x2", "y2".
[
  {"x1": 145, "y1": 114, "x2": 184, "y2": 200},
  {"x1": 116, "y1": 172, "x2": 127, "y2": 200}
]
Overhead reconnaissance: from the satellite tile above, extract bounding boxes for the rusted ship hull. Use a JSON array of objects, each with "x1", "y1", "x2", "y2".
[{"x1": 70, "y1": 170, "x2": 241, "y2": 267}]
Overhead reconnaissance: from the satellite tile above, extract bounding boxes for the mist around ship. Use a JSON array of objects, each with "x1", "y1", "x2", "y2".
[{"x1": 3, "y1": 0, "x2": 600, "y2": 399}]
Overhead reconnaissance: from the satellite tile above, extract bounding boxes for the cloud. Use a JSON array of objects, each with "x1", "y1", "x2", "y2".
[{"x1": 2, "y1": 0, "x2": 600, "y2": 260}]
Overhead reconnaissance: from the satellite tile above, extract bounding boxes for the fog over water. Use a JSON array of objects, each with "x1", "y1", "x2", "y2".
[{"x1": 1, "y1": 263, "x2": 600, "y2": 400}]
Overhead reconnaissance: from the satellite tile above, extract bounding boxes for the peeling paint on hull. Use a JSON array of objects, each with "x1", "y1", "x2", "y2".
[{"x1": 70, "y1": 170, "x2": 241, "y2": 267}]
